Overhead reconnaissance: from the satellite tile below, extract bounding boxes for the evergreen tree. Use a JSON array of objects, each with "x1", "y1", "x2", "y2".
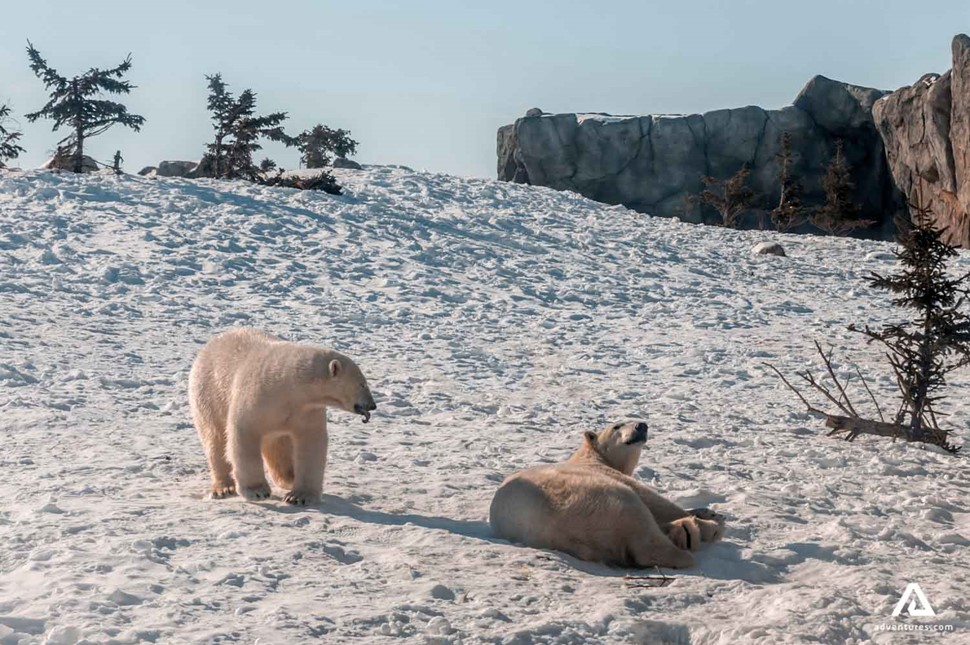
[
  {"x1": 204, "y1": 74, "x2": 236, "y2": 179},
  {"x1": 811, "y1": 140, "x2": 872, "y2": 235},
  {"x1": 0, "y1": 103, "x2": 26, "y2": 169},
  {"x1": 769, "y1": 132, "x2": 806, "y2": 232},
  {"x1": 25, "y1": 42, "x2": 145, "y2": 173},
  {"x1": 690, "y1": 164, "x2": 759, "y2": 229},
  {"x1": 848, "y1": 192, "x2": 970, "y2": 452},
  {"x1": 297, "y1": 125, "x2": 358, "y2": 168},
  {"x1": 203, "y1": 75, "x2": 296, "y2": 180}
]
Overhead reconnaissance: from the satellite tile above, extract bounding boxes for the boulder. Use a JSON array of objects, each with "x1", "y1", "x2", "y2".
[
  {"x1": 42, "y1": 154, "x2": 99, "y2": 173},
  {"x1": 752, "y1": 241, "x2": 786, "y2": 257},
  {"x1": 498, "y1": 77, "x2": 902, "y2": 237},
  {"x1": 157, "y1": 160, "x2": 199, "y2": 177},
  {"x1": 137, "y1": 166, "x2": 158, "y2": 176},
  {"x1": 332, "y1": 157, "x2": 362, "y2": 170},
  {"x1": 874, "y1": 34, "x2": 970, "y2": 246}
]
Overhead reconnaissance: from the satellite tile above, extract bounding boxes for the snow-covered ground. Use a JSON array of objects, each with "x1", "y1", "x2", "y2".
[{"x1": 1, "y1": 167, "x2": 969, "y2": 644}]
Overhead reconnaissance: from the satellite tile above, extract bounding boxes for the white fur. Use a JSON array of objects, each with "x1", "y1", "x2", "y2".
[
  {"x1": 188, "y1": 328, "x2": 376, "y2": 504},
  {"x1": 489, "y1": 421, "x2": 725, "y2": 568}
]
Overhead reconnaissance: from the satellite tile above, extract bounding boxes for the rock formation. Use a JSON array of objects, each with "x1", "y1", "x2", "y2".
[
  {"x1": 874, "y1": 34, "x2": 970, "y2": 246},
  {"x1": 138, "y1": 160, "x2": 201, "y2": 178},
  {"x1": 498, "y1": 77, "x2": 904, "y2": 237}
]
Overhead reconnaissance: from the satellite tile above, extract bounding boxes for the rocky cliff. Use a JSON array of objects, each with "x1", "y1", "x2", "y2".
[
  {"x1": 498, "y1": 77, "x2": 903, "y2": 236},
  {"x1": 873, "y1": 34, "x2": 970, "y2": 246}
]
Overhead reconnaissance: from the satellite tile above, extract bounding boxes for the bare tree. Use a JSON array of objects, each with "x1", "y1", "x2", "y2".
[
  {"x1": 769, "y1": 132, "x2": 806, "y2": 232},
  {"x1": 690, "y1": 165, "x2": 760, "y2": 229}
]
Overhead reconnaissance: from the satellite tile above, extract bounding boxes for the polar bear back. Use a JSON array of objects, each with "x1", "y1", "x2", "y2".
[
  {"x1": 489, "y1": 463, "x2": 650, "y2": 564},
  {"x1": 188, "y1": 328, "x2": 335, "y2": 431}
]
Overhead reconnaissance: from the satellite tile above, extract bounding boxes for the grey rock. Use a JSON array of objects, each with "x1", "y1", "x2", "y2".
[
  {"x1": 752, "y1": 241, "x2": 786, "y2": 257},
  {"x1": 332, "y1": 157, "x2": 362, "y2": 170},
  {"x1": 499, "y1": 77, "x2": 902, "y2": 237},
  {"x1": 525, "y1": 107, "x2": 543, "y2": 117},
  {"x1": 137, "y1": 166, "x2": 158, "y2": 176},
  {"x1": 156, "y1": 160, "x2": 199, "y2": 177},
  {"x1": 42, "y1": 154, "x2": 99, "y2": 173},
  {"x1": 186, "y1": 156, "x2": 217, "y2": 179},
  {"x1": 874, "y1": 34, "x2": 970, "y2": 246},
  {"x1": 428, "y1": 584, "x2": 456, "y2": 601}
]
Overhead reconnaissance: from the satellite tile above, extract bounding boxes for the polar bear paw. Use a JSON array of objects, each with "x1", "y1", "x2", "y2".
[
  {"x1": 283, "y1": 490, "x2": 320, "y2": 506},
  {"x1": 667, "y1": 512, "x2": 725, "y2": 551},
  {"x1": 210, "y1": 484, "x2": 237, "y2": 499},
  {"x1": 689, "y1": 507, "x2": 726, "y2": 543},
  {"x1": 667, "y1": 517, "x2": 702, "y2": 551},
  {"x1": 239, "y1": 483, "x2": 272, "y2": 501}
]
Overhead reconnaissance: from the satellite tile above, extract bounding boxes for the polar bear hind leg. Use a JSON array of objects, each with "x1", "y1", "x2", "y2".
[{"x1": 624, "y1": 505, "x2": 695, "y2": 569}]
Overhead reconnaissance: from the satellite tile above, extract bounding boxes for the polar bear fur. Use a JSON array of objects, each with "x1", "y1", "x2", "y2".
[
  {"x1": 489, "y1": 421, "x2": 725, "y2": 568},
  {"x1": 188, "y1": 328, "x2": 377, "y2": 505}
]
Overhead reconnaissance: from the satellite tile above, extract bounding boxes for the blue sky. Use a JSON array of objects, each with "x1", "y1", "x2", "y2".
[{"x1": 1, "y1": 1, "x2": 967, "y2": 177}]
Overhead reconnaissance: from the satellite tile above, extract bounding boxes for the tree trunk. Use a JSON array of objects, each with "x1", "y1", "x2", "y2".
[
  {"x1": 72, "y1": 79, "x2": 84, "y2": 174},
  {"x1": 74, "y1": 132, "x2": 84, "y2": 173},
  {"x1": 823, "y1": 414, "x2": 909, "y2": 440}
]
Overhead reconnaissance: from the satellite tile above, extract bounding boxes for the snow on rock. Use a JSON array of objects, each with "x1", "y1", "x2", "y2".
[
  {"x1": 1, "y1": 167, "x2": 969, "y2": 642},
  {"x1": 752, "y1": 241, "x2": 786, "y2": 257}
]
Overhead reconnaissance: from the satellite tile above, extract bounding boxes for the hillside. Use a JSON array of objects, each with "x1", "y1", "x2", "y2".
[{"x1": 1, "y1": 167, "x2": 968, "y2": 643}]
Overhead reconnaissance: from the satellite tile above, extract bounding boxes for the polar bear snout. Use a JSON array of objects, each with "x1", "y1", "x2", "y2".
[
  {"x1": 354, "y1": 400, "x2": 377, "y2": 423},
  {"x1": 625, "y1": 422, "x2": 648, "y2": 445}
]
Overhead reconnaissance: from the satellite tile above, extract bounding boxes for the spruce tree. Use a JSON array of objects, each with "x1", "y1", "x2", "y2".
[
  {"x1": 297, "y1": 125, "x2": 358, "y2": 169},
  {"x1": 769, "y1": 132, "x2": 806, "y2": 232},
  {"x1": 0, "y1": 103, "x2": 26, "y2": 169},
  {"x1": 203, "y1": 75, "x2": 296, "y2": 180},
  {"x1": 811, "y1": 140, "x2": 872, "y2": 235},
  {"x1": 204, "y1": 74, "x2": 235, "y2": 179},
  {"x1": 25, "y1": 42, "x2": 145, "y2": 173},
  {"x1": 690, "y1": 164, "x2": 760, "y2": 228},
  {"x1": 848, "y1": 192, "x2": 970, "y2": 451}
]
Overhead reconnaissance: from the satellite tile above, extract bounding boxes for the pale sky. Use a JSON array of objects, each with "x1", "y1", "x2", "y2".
[{"x1": 1, "y1": 1, "x2": 967, "y2": 177}]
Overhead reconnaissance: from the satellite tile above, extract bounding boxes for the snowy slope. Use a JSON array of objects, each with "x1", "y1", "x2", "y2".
[{"x1": 1, "y1": 167, "x2": 969, "y2": 644}]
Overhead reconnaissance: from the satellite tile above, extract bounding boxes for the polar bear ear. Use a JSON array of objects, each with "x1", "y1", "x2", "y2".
[
  {"x1": 583, "y1": 430, "x2": 598, "y2": 446},
  {"x1": 328, "y1": 359, "x2": 343, "y2": 378}
]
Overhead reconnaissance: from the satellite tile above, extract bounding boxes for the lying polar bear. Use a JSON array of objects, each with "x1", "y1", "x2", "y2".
[
  {"x1": 189, "y1": 328, "x2": 377, "y2": 504},
  {"x1": 489, "y1": 421, "x2": 725, "y2": 568}
]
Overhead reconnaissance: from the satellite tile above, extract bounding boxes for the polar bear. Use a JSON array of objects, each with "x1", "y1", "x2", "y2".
[
  {"x1": 489, "y1": 421, "x2": 725, "y2": 568},
  {"x1": 188, "y1": 328, "x2": 377, "y2": 505}
]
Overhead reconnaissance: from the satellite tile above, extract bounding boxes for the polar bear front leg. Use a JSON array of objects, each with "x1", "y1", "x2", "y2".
[
  {"x1": 227, "y1": 420, "x2": 271, "y2": 500},
  {"x1": 283, "y1": 413, "x2": 328, "y2": 506}
]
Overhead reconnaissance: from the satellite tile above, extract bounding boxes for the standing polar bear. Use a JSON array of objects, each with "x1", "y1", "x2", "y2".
[
  {"x1": 189, "y1": 328, "x2": 377, "y2": 505},
  {"x1": 489, "y1": 421, "x2": 725, "y2": 568}
]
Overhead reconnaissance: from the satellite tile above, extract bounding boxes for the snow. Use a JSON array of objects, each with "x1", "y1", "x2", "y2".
[{"x1": 1, "y1": 166, "x2": 969, "y2": 643}]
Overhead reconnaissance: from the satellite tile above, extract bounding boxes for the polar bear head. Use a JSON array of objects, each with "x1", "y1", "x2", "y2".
[
  {"x1": 315, "y1": 351, "x2": 377, "y2": 423},
  {"x1": 582, "y1": 421, "x2": 648, "y2": 475}
]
